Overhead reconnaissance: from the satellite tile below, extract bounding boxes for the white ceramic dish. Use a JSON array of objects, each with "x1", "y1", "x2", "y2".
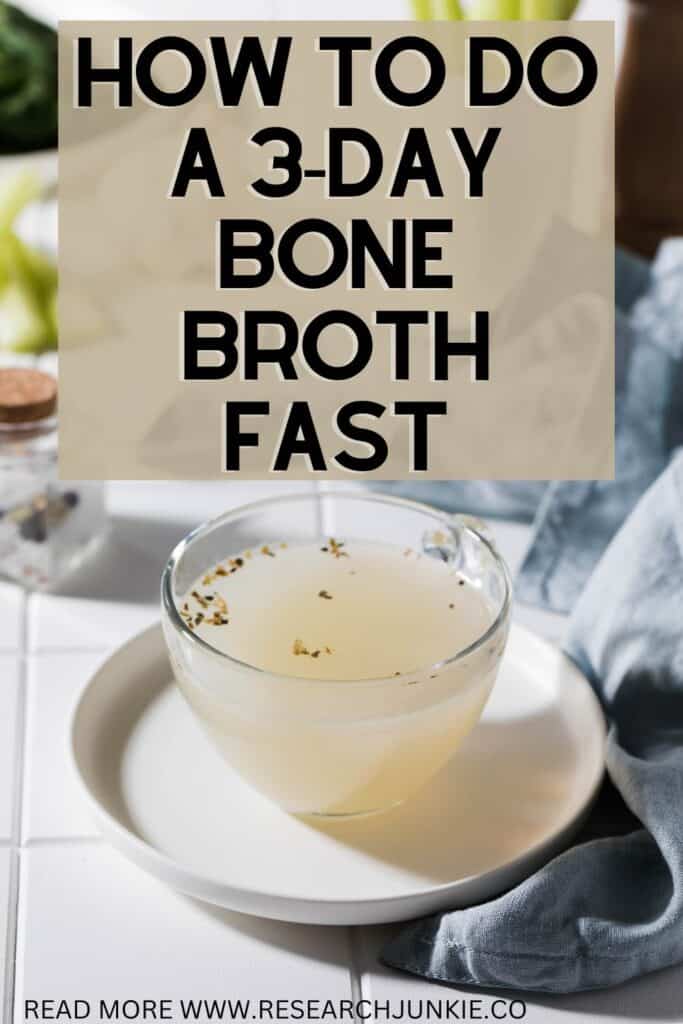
[{"x1": 71, "y1": 622, "x2": 605, "y2": 926}]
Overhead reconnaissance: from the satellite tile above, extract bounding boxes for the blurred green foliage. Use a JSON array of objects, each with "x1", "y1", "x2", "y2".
[
  {"x1": 412, "y1": 0, "x2": 579, "y2": 17},
  {"x1": 0, "y1": 174, "x2": 57, "y2": 353},
  {"x1": 0, "y1": 2, "x2": 57, "y2": 154}
]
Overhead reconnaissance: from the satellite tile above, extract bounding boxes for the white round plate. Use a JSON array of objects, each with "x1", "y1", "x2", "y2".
[{"x1": 71, "y1": 623, "x2": 605, "y2": 926}]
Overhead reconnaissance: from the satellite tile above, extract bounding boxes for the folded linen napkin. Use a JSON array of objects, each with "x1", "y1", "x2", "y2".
[
  {"x1": 379, "y1": 242, "x2": 683, "y2": 613},
  {"x1": 382, "y1": 451, "x2": 683, "y2": 992}
]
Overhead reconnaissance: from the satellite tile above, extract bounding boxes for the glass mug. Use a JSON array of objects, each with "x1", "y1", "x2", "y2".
[{"x1": 161, "y1": 491, "x2": 512, "y2": 818}]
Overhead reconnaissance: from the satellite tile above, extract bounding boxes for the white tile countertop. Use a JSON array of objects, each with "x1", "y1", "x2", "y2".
[{"x1": 2, "y1": 480, "x2": 683, "y2": 1024}]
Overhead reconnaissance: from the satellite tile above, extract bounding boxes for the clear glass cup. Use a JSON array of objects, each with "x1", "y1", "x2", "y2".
[{"x1": 161, "y1": 491, "x2": 512, "y2": 818}]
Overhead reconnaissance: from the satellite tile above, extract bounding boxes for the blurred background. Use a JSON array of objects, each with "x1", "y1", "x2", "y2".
[{"x1": 0, "y1": 0, "x2": 622, "y2": 373}]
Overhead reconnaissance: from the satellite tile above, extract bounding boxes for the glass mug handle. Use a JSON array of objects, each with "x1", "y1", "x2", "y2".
[
  {"x1": 450, "y1": 513, "x2": 499, "y2": 554},
  {"x1": 421, "y1": 512, "x2": 498, "y2": 567},
  {"x1": 446, "y1": 515, "x2": 510, "y2": 616}
]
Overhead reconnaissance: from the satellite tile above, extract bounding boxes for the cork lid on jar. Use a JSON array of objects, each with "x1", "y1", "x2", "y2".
[{"x1": 0, "y1": 368, "x2": 57, "y2": 424}]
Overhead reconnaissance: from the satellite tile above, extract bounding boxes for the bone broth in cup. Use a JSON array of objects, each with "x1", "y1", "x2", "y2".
[{"x1": 161, "y1": 492, "x2": 511, "y2": 818}]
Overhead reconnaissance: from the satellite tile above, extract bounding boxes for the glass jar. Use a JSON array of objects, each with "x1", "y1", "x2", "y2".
[{"x1": 0, "y1": 368, "x2": 107, "y2": 589}]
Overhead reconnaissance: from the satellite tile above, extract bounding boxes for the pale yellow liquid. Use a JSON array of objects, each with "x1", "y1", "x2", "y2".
[
  {"x1": 169, "y1": 539, "x2": 505, "y2": 816},
  {"x1": 182, "y1": 540, "x2": 493, "y2": 679}
]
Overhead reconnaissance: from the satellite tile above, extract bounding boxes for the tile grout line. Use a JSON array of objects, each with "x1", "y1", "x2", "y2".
[
  {"x1": 4, "y1": 592, "x2": 29, "y2": 1024},
  {"x1": 25, "y1": 646, "x2": 114, "y2": 657},
  {"x1": 317, "y1": 481, "x2": 367, "y2": 1014},
  {"x1": 346, "y1": 928, "x2": 361, "y2": 1009},
  {"x1": 21, "y1": 837, "x2": 102, "y2": 849},
  {"x1": 348, "y1": 927, "x2": 374, "y2": 1022},
  {"x1": 3, "y1": 852, "x2": 20, "y2": 1024}
]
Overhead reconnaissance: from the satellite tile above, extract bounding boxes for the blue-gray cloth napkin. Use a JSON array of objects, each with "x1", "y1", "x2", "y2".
[
  {"x1": 379, "y1": 242, "x2": 683, "y2": 613},
  {"x1": 382, "y1": 451, "x2": 683, "y2": 992}
]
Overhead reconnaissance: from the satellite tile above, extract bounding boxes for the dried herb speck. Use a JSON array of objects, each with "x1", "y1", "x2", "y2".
[
  {"x1": 293, "y1": 638, "x2": 333, "y2": 658},
  {"x1": 322, "y1": 538, "x2": 348, "y2": 559},
  {"x1": 318, "y1": 589, "x2": 333, "y2": 600}
]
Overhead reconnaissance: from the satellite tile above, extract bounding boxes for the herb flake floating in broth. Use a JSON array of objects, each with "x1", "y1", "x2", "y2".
[
  {"x1": 184, "y1": 588, "x2": 230, "y2": 628},
  {"x1": 321, "y1": 538, "x2": 348, "y2": 558},
  {"x1": 292, "y1": 637, "x2": 333, "y2": 658}
]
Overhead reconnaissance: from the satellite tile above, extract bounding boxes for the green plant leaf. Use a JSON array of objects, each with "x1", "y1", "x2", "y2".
[
  {"x1": 0, "y1": 173, "x2": 58, "y2": 353},
  {"x1": 411, "y1": 0, "x2": 434, "y2": 19},
  {"x1": 0, "y1": 2, "x2": 57, "y2": 154},
  {"x1": 468, "y1": 0, "x2": 521, "y2": 19},
  {"x1": 0, "y1": 171, "x2": 41, "y2": 232},
  {"x1": 434, "y1": 0, "x2": 465, "y2": 17}
]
